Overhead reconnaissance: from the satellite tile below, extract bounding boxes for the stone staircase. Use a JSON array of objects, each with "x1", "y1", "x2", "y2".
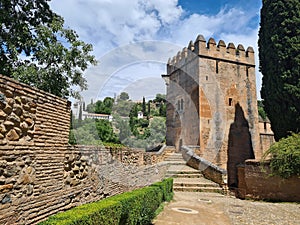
[{"x1": 164, "y1": 152, "x2": 223, "y2": 193}]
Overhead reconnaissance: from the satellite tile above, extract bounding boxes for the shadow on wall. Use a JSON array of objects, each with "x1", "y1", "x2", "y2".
[{"x1": 227, "y1": 103, "x2": 255, "y2": 188}]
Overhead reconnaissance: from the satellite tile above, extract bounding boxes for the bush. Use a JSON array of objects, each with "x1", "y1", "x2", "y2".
[
  {"x1": 39, "y1": 199, "x2": 122, "y2": 225},
  {"x1": 151, "y1": 178, "x2": 173, "y2": 202},
  {"x1": 262, "y1": 133, "x2": 300, "y2": 178},
  {"x1": 112, "y1": 186, "x2": 163, "y2": 225},
  {"x1": 38, "y1": 178, "x2": 173, "y2": 225}
]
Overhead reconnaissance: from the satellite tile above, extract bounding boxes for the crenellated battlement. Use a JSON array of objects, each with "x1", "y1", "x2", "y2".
[
  {"x1": 167, "y1": 34, "x2": 255, "y2": 74},
  {"x1": 164, "y1": 34, "x2": 260, "y2": 183}
]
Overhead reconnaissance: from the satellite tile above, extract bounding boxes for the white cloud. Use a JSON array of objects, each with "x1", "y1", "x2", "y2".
[
  {"x1": 50, "y1": 0, "x2": 182, "y2": 55},
  {"x1": 50, "y1": 0, "x2": 262, "y2": 101},
  {"x1": 80, "y1": 41, "x2": 182, "y2": 102},
  {"x1": 142, "y1": 0, "x2": 183, "y2": 24},
  {"x1": 166, "y1": 7, "x2": 258, "y2": 45}
]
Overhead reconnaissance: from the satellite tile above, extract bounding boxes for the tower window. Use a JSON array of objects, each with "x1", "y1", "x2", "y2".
[
  {"x1": 246, "y1": 66, "x2": 249, "y2": 77},
  {"x1": 229, "y1": 98, "x2": 233, "y2": 106},
  {"x1": 216, "y1": 60, "x2": 219, "y2": 74},
  {"x1": 206, "y1": 76, "x2": 208, "y2": 81},
  {"x1": 176, "y1": 98, "x2": 184, "y2": 112},
  {"x1": 181, "y1": 99, "x2": 184, "y2": 111}
]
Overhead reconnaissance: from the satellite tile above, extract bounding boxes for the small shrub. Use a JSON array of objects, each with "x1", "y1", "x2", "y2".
[{"x1": 262, "y1": 133, "x2": 300, "y2": 178}]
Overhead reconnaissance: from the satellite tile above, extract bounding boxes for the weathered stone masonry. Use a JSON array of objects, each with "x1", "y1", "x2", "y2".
[
  {"x1": 163, "y1": 35, "x2": 261, "y2": 187},
  {"x1": 0, "y1": 75, "x2": 170, "y2": 225}
]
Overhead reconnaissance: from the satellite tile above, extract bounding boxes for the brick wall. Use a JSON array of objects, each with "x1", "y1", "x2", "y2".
[
  {"x1": 236, "y1": 160, "x2": 300, "y2": 201},
  {"x1": 0, "y1": 75, "x2": 169, "y2": 224}
]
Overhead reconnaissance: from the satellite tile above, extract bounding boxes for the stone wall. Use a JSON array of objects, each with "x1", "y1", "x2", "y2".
[
  {"x1": 164, "y1": 34, "x2": 261, "y2": 175},
  {"x1": 236, "y1": 160, "x2": 300, "y2": 202},
  {"x1": 258, "y1": 117, "x2": 275, "y2": 154},
  {"x1": 0, "y1": 75, "x2": 70, "y2": 145},
  {"x1": 181, "y1": 145, "x2": 227, "y2": 188},
  {"x1": 259, "y1": 133, "x2": 275, "y2": 154},
  {"x1": 0, "y1": 75, "x2": 170, "y2": 225},
  {"x1": 110, "y1": 145, "x2": 175, "y2": 166}
]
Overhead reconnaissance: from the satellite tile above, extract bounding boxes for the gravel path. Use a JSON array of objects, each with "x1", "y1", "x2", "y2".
[{"x1": 153, "y1": 192, "x2": 300, "y2": 225}]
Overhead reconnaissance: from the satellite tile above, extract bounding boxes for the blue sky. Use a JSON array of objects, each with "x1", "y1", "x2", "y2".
[{"x1": 50, "y1": 0, "x2": 262, "y2": 102}]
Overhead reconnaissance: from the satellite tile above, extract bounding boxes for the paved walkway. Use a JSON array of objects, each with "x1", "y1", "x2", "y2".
[{"x1": 153, "y1": 192, "x2": 300, "y2": 225}]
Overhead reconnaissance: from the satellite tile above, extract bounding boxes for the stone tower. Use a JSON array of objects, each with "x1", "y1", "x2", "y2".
[{"x1": 163, "y1": 35, "x2": 261, "y2": 185}]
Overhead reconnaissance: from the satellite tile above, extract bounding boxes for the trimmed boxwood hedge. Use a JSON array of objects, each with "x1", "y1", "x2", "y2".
[{"x1": 39, "y1": 178, "x2": 173, "y2": 225}]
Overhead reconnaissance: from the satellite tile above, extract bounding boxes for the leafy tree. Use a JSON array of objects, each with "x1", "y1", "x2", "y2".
[
  {"x1": 101, "y1": 97, "x2": 114, "y2": 114},
  {"x1": 119, "y1": 92, "x2": 129, "y2": 101},
  {"x1": 86, "y1": 99, "x2": 95, "y2": 113},
  {"x1": 72, "y1": 126, "x2": 98, "y2": 145},
  {"x1": 71, "y1": 119, "x2": 100, "y2": 144},
  {"x1": 259, "y1": 0, "x2": 300, "y2": 140},
  {"x1": 114, "y1": 116, "x2": 131, "y2": 142},
  {"x1": 122, "y1": 117, "x2": 166, "y2": 150},
  {"x1": 153, "y1": 94, "x2": 166, "y2": 103},
  {"x1": 148, "y1": 116, "x2": 166, "y2": 144},
  {"x1": 69, "y1": 110, "x2": 76, "y2": 144},
  {"x1": 85, "y1": 97, "x2": 114, "y2": 114},
  {"x1": 0, "y1": 0, "x2": 96, "y2": 98},
  {"x1": 113, "y1": 100, "x2": 134, "y2": 117},
  {"x1": 95, "y1": 119, "x2": 119, "y2": 143},
  {"x1": 159, "y1": 103, "x2": 166, "y2": 117},
  {"x1": 71, "y1": 118, "x2": 119, "y2": 145}
]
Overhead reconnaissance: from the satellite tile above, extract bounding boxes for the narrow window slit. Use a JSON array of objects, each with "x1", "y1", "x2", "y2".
[{"x1": 229, "y1": 98, "x2": 233, "y2": 106}]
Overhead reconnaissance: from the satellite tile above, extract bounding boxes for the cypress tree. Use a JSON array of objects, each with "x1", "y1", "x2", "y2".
[
  {"x1": 142, "y1": 96, "x2": 146, "y2": 116},
  {"x1": 78, "y1": 104, "x2": 83, "y2": 123},
  {"x1": 259, "y1": 0, "x2": 300, "y2": 140}
]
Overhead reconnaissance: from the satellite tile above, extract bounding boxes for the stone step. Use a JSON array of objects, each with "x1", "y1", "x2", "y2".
[
  {"x1": 166, "y1": 173, "x2": 203, "y2": 178},
  {"x1": 173, "y1": 186, "x2": 223, "y2": 193},
  {"x1": 164, "y1": 162, "x2": 186, "y2": 166},
  {"x1": 174, "y1": 182, "x2": 219, "y2": 188},
  {"x1": 164, "y1": 158, "x2": 184, "y2": 161},
  {"x1": 174, "y1": 177, "x2": 219, "y2": 186},
  {"x1": 163, "y1": 150, "x2": 223, "y2": 194},
  {"x1": 166, "y1": 169, "x2": 201, "y2": 174},
  {"x1": 164, "y1": 157, "x2": 184, "y2": 162}
]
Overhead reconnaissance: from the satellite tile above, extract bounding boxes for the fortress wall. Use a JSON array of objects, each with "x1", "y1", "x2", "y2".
[
  {"x1": 0, "y1": 75, "x2": 169, "y2": 224},
  {"x1": 237, "y1": 160, "x2": 300, "y2": 201},
  {"x1": 165, "y1": 55, "x2": 200, "y2": 149},
  {"x1": 165, "y1": 35, "x2": 261, "y2": 178}
]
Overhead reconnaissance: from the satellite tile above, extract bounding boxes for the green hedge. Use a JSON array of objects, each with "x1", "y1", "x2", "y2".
[
  {"x1": 151, "y1": 178, "x2": 173, "y2": 202},
  {"x1": 262, "y1": 133, "x2": 300, "y2": 178},
  {"x1": 39, "y1": 178, "x2": 173, "y2": 225}
]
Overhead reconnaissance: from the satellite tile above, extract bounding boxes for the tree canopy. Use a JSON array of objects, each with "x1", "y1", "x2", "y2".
[
  {"x1": 86, "y1": 97, "x2": 114, "y2": 114},
  {"x1": 259, "y1": 0, "x2": 300, "y2": 140},
  {"x1": 0, "y1": 0, "x2": 96, "y2": 98},
  {"x1": 119, "y1": 92, "x2": 129, "y2": 101}
]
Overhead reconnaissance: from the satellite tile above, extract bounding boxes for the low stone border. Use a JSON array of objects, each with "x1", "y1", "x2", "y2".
[{"x1": 181, "y1": 145, "x2": 227, "y2": 188}]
